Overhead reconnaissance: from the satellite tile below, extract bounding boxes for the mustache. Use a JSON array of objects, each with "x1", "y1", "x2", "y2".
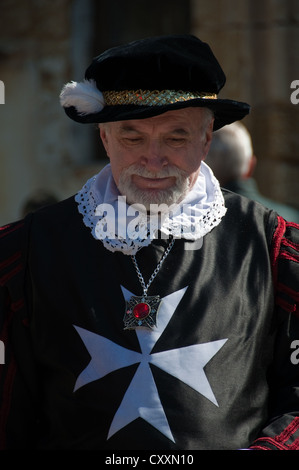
[
  {"x1": 117, "y1": 163, "x2": 191, "y2": 209},
  {"x1": 121, "y1": 163, "x2": 188, "y2": 180}
]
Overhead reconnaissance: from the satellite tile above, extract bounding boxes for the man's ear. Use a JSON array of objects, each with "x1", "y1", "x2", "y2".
[
  {"x1": 243, "y1": 154, "x2": 257, "y2": 179},
  {"x1": 99, "y1": 124, "x2": 110, "y2": 156}
]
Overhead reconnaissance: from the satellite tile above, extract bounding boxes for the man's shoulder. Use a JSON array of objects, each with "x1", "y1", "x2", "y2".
[
  {"x1": 30, "y1": 195, "x2": 78, "y2": 220},
  {"x1": 222, "y1": 187, "x2": 277, "y2": 215},
  {"x1": 221, "y1": 188, "x2": 279, "y2": 242},
  {"x1": 0, "y1": 195, "x2": 79, "y2": 258}
]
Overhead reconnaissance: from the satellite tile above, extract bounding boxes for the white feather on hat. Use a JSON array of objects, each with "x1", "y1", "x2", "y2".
[{"x1": 59, "y1": 79, "x2": 105, "y2": 115}]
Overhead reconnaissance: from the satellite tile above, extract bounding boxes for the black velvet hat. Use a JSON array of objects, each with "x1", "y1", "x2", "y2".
[{"x1": 60, "y1": 34, "x2": 250, "y2": 130}]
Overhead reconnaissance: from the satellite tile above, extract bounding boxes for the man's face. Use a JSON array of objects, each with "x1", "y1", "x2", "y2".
[{"x1": 99, "y1": 107, "x2": 214, "y2": 208}]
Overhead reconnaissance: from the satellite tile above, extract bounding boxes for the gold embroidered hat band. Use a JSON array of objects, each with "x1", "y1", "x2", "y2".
[
  {"x1": 102, "y1": 89, "x2": 217, "y2": 107},
  {"x1": 60, "y1": 34, "x2": 250, "y2": 130}
]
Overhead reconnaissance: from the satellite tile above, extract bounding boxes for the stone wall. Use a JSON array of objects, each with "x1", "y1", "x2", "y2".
[
  {"x1": 0, "y1": 0, "x2": 298, "y2": 225},
  {"x1": 0, "y1": 0, "x2": 100, "y2": 225},
  {"x1": 191, "y1": 0, "x2": 299, "y2": 208}
]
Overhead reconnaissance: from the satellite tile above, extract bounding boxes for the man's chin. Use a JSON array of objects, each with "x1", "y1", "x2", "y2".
[
  {"x1": 125, "y1": 187, "x2": 186, "y2": 211},
  {"x1": 118, "y1": 166, "x2": 190, "y2": 209}
]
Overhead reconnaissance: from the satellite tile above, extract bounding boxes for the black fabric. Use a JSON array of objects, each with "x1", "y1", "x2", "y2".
[
  {"x1": 0, "y1": 192, "x2": 299, "y2": 449},
  {"x1": 87, "y1": 35, "x2": 226, "y2": 93},
  {"x1": 63, "y1": 34, "x2": 250, "y2": 130}
]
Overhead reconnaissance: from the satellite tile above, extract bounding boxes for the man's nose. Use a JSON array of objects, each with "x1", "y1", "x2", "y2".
[{"x1": 140, "y1": 139, "x2": 168, "y2": 171}]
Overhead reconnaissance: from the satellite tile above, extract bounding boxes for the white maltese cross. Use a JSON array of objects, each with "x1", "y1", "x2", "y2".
[{"x1": 74, "y1": 286, "x2": 227, "y2": 442}]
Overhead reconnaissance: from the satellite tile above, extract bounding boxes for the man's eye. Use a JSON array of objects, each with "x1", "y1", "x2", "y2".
[
  {"x1": 167, "y1": 138, "x2": 186, "y2": 145},
  {"x1": 123, "y1": 137, "x2": 143, "y2": 144}
]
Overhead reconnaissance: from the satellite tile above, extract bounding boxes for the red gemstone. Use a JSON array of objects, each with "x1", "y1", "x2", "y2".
[{"x1": 133, "y1": 302, "x2": 150, "y2": 319}]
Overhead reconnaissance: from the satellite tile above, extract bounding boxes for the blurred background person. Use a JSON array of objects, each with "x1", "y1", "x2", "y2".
[{"x1": 205, "y1": 122, "x2": 299, "y2": 223}]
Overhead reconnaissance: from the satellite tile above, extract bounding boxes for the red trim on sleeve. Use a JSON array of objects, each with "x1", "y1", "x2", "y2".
[
  {"x1": 250, "y1": 417, "x2": 299, "y2": 450},
  {"x1": 270, "y1": 216, "x2": 286, "y2": 285}
]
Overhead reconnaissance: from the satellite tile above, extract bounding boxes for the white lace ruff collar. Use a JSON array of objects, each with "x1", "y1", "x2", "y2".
[{"x1": 75, "y1": 162, "x2": 227, "y2": 255}]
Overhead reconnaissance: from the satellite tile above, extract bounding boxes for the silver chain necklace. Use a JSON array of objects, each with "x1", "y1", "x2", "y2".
[{"x1": 123, "y1": 237, "x2": 175, "y2": 330}]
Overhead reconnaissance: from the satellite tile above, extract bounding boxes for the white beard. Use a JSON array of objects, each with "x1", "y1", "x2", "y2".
[{"x1": 117, "y1": 164, "x2": 190, "y2": 210}]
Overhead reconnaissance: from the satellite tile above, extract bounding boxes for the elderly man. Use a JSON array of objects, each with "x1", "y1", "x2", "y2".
[{"x1": 0, "y1": 34, "x2": 298, "y2": 450}]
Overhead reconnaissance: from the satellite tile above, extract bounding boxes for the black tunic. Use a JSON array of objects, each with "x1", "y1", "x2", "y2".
[{"x1": 0, "y1": 190, "x2": 299, "y2": 450}]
